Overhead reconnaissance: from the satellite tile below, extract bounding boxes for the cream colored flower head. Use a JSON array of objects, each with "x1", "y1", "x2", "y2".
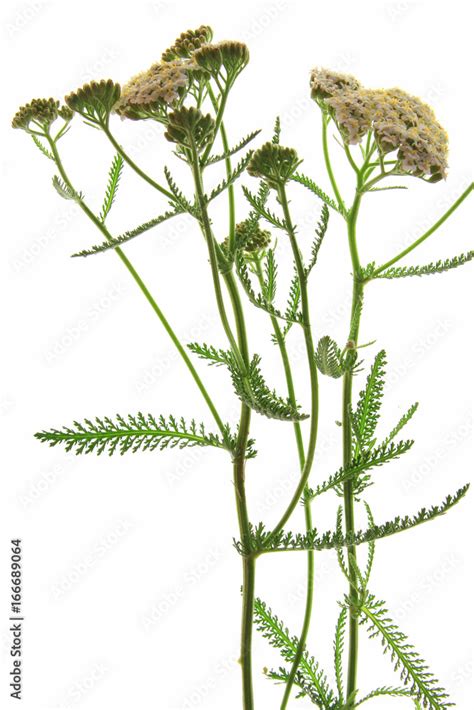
[
  {"x1": 114, "y1": 60, "x2": 191, "y2": 117},
  {"x1": 310, "y1": 69, "x2": 448, "y2": 181}
]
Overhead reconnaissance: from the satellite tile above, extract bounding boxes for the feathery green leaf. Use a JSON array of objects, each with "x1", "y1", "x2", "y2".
[
  {"x1": 237, "y1": 485, "x2": 468, "y2": 554},
  {"x1": 52, "y1": 175, "x2": 82, "y2": 202},
  {"x1": 35, "y1": 413, "x2": 233, "y2": 456},
  {"x1": 72, "y1": 207, "x2": 183, "y2": 256},
  {"x1": 229, "y1": 354, "x2": 308, "y2": 421},
  {"x1": 359, "y1": 594, "x2": 454, "y2": 708},
  {"x1": 31, "y1": 134, "x2": 54, "y2": 160},
  {"x1": 204, "y1": 129, "x2": 261, "y2": 165},
  {"x1": 375, "y1": 251, "x2": 474, "y2": 279},
  {"x1": 305, "y1": 440, "x2": 414, "y2": 501},
  {"x1": 306, "y1": 203, "x2": 330, "y2": 276},
  {"x1": 352, "y1": 350, "x2": 386, "y2": 452},
  {"x1": 242, "y1": 186, "x2": 287, "y2": 230},
  {"x1": 292, "y1": 172, "x2": 346, "y2": 216},
  {"x1": 315, "y1": 336, "x2": 346, "y2": 379},
  {"x1": 99, "y1": 153, "x2": 123, "y2": 222},
  {"x1": 254, "y1": 598, "x2": 337, "y2": 709},
  {"x1": 382, "y1": 403, "x2": 419, "y2": 447},
  {"x1": 334, "y1": 607, "x2": 347, "y2": 702},
  {"x1": 207, "y1": 151, "x2": 253, "y2": 202}
]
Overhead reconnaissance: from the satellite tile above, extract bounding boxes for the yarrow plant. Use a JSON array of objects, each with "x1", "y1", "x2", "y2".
[{"x1": 13, "y1": 25, "x2": 473, "y2": 710}]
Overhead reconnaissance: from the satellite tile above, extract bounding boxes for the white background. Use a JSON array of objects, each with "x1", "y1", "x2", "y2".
[{"x1": 1, "y1": 1, "x2": 472, "y2": 708}]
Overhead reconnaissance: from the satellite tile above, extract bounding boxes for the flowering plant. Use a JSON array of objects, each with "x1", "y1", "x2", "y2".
[{"x1": 13, "y1": 25, "x2": 472, "y2": 709}]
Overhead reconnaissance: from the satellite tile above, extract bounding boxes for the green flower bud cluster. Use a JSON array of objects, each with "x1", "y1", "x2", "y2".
[
  {"x1": 65, "y1": 80, "x2": 121, "y2": 126},
  {"x1": 164, "y1": 106, "x2": 215, "y2": 153},
  {"x1": 12, "y1": 98, "x2": 72, "y2": 133},
  {"x1": 247, "y1": 142, "x2": 301, "y2": 189},
  {"x1": 161, "y1": 25, "x2": 213, "y2": 62},
  {"x1": 194, "y1": 41, "x2": 249, "y2": 80}
]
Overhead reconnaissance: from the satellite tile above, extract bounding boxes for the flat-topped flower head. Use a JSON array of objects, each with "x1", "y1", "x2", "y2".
[
  {"x1": 114, "y1": 60, "x2": 192, "y2": 121},
  {"x1": 311, "y1": 68, "x2": 449, "y2": 181},
  {"x1": 162, "y1": 25, "x2": 214, "y2": 61},
  {"x1": 65, "y1": 80, "x2": 121, "y2": 127},
  {"x1": 12, "y1": 97, "x2": 66, "y2": 133},
  {"x1": 310, "y1": 68, "x2": 360, "y2": 101},
  {"x1": 194, "y1": 41, "x2": 249, "y2": 81},
  {"x1": 247, "y1": 142, "x2": 301, "y2": 189},
  {"x1": 164, "y1": 106, "x2": 215, "y2": 152}
]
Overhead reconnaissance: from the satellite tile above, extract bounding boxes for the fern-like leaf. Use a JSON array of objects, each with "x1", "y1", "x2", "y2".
[
  {"x1": 204, "y1": 130, "x2": 261, "y2": 165},
  {"x1": 315, "y1": 336, "x2": 346, "y2": 379},
  {"x1": 187, "y1": 341, "x2": 230, "y2": 367},
  {"x1": 352, "y1": 350, "x2": 386, "y2": 451},
  {"x1": 362, "y1": 502, "x2": 376, "y2": 588},
  {"x1": 254, "y1": 598, "x2": 337, "y2": 709},
  {"x1": 237, "y1": 485, "x2": 468, "y2": 554},
  {"x1": 305, "y1": 440, "x2": 414, "y2": 501},
  {"x1": 368, "y1": 185, "x2": 408, "y2": 192},
  {"x1": 52, "y1": 175, "x2": 82, "y2": 202},
  {"x1": 35, "y1": 413, "x2": 233, "y2": 456},
  {"x1": 334, "y1": 607, "x2": 347, "y2": 702},
  {"x1": 262, "y1": 248, "x2": 278, "y2": 303},
  {"x1": 359, "y1": 594, "x2": 454, "y2": 708},
  {"x1": 284, "y1": 269, "x2": 303, "y2": 324},
  {"x1": 375, "y1": 251, "x2": 474, "y2": 279},
  {"x1": 72, "y1": 208, "x2": 183, "y2": 256},
  {"x1": 207, "y1": 151, "x2": 253, "y2": 202},
  {"x1": 31, "y1": 135, "x2": 54, "y2": 160},
  {"x1": 382, "y1": 403, "x2": 419, "y2": 447},
  {"x1": 306, "y1": 203, "x2": 330, "y2": 276},
  {"x1": 291, "y1": 172, "x2": 346, "y2": 216},
  {"x1": 229, "y1": 354, "x2": 308, "y2": 421},
  {"x1": 242, "y1": 186, "x2": 287, "y2": 230},
  {"x1": 354, "y1": 686, "x2": 415, "y2": 706},
  {"x1": 235, "y1": 252, "x2": 301, "y2": 324},
  {"x1": 99, "y1": 153, "x2": 123, "y2": 222},
  {"x1": 164, "y1": 165, "x2": 197, "y2": 215}
]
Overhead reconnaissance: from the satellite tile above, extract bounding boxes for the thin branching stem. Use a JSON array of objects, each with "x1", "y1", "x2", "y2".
[
  {"x1": 371, "y1": 182, "x2": 474, "y2": 277},
  {"x1": 322, "y1": 114, "x2": 346, "y2": 214},
  {"x1": 265, "y1": 185, "x2": 319, "y2": 708},
  {"x1": 45, "y1": 134, "x2": 226, "y2": 436},
  {"x1": 189, "y1": 137, "x2": 255, "y2": 710},
  {"x1": 254, "y1": 261, "x2": 313, "y2": 709},
  {"x1": 343, "y1": 191, "x2": 364, "y2": 707},
  {"x1": 102, "y1": 125, "x2": 175, "y2": 201}
]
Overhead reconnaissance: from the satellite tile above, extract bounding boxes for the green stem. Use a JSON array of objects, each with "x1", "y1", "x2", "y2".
[
  {"x1": 275, "y1": 188, "x2": 318, "y2": 708},
  {"x1": 206, "y1": 84, "x2": 237, "y2": 252},
  {"x1": 322, "y1": 114, "x2": 346, "y2": 214},
  {"x1": 253, "y1": 260, "x2": 313, "y2": 709},
  {"x1": 190, "y1": 142, "x2": 254, "y2": 710},
  {"x1": 343, "y1": 191, "x2": 363, "y2": 708},
  {"x1": 102, "y1": 126, "x2": 175, "y2": 202},
  {"x1": 372, "y1": 182, "x2": 474, "y2": 277},
  {"x1": 269, "y1": 186, "x2": 319, "y2": 539},
  {"x1": 46, "y1": 135, "x2": 225, "y2": 435}
]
